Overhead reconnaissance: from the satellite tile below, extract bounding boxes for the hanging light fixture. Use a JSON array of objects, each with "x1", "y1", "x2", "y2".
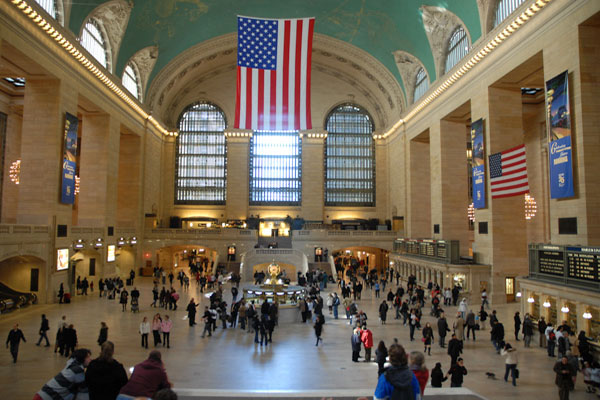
[
  {"x1": 583, "y1": 311, "x2": 592, "y2": 320},
  {"x1": 561, "y1": 305, "x2": 570, "y2": 313},
  {"x1": 467, "y1": 203, "x2": 475, "y2": 222},
  {"x1": 543, "y1": 300, "x2": 551, "y2": 308},
  {"x1": 527, "y1": 296, "x2": 535, "y2": 303},
  {"x1": 524, "y1": 194, "x2": 537, "y2": 219},
  {"x1": 516, "y1": 291, "x2": 522, "y2": 298},
  {"x1": 74, "y1": 175, "x2": 80, "y2": 195},
  {"x1": 10, "y1": 159, "x2": 21, "y2": 185}
]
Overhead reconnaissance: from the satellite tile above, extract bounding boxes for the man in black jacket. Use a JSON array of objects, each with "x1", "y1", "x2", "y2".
[
  {"x1": 437, "y1": 312, "x2": 450, "y2": 348},
  {"x1": 6, "y1": 324, "x2": 26, "y2": 363},
  {"x1": 36, "y1": 314, "x2": 50, "y2": 347},
  {"x1": 446, "y1": 358, "x2": 468, "y2": 387},
  {"x1": 491, "y1": 320, "x2": 505, "y2": 354},
  {"x1": 447, "y1": 333, "x2": 462, "y2": 366}
]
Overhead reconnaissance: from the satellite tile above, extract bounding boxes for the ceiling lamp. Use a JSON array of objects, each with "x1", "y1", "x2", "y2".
[
  {"x1": 527, "y1": 296, "x2": 535, "y2": 303},
  {"x1": 583, "y1": 311, "x2": 592, "y2": 320},
  {"x1": 524, "y1": 194, "x2": 537, "y2": 219},
  {"x1": 467, "y1": 203, "x2": 475, "y2": 222},
  {"x1": 561, "y1": 305, "x2": 570, "y2": 313},
  {"x1": 543, "y1": 300, "x2": 551, "y2": 308},
  {"x1": 516, "y1": 291, "x2": 522, "y2": 298},
  {"x1": 10, "y1": 159, "x2": 21, "y2": 185}
]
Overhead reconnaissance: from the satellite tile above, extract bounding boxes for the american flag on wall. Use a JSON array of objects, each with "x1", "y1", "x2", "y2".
[
  {"x1": 489, "y1": 144, "x2": 530, "y2": 199},
  {"x1": 234, "y1": 16, "x2": 315, "y2": 131}
]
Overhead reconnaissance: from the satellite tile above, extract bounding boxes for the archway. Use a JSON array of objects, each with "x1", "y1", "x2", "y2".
[
  {"x1": 332, "y1": 246, "x2": 390, "y2": 278},
  {"x1": 70, "y1": 249, "x2": 103, "y2": 296},
  {"x1": 0, "y1": 255, "x2": 45, "y2": 307}
]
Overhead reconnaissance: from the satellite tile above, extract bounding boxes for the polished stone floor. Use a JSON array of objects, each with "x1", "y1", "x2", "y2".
[{"x1": 0, "y1": 276, "x2": 593, "y2": 399}]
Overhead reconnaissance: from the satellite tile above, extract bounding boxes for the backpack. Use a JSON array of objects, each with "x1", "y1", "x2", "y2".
[{"x1": 549, "y1": 331, "x2": 556, "y2": 341}]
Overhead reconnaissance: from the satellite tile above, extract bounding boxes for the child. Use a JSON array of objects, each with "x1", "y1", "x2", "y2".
[
  {"x1": 584, "y1": 361, "x2": 595, "y2": 393},
  {"x1": 431, "y1": 362, "x2": 447, "y2": 387}
]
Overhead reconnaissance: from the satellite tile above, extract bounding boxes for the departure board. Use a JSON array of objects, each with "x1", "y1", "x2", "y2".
[
  {"x1": 538, "y1": 250, "x2": 565, "y2": 276},
  {"x1": 394, "y1": 238, "x2": 459, "y2": 263},
  {"x1": 567, "y1": 247, "x2": 599, "y2": 282},
  {"x1": 437, "y1": 242, "x2": 447, "y2": 258}
]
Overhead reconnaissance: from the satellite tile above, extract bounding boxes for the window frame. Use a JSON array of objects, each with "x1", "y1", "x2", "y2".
[
  {"x1": 413, "y1": 67, "x2": 429, "y2": 102},
  {"x1": 80, "y1": 18, "x2": 110, "y2": 70},
  {"x1": 444, "y1": 26, "x2": 469, "y2": 74},
  {"x1": 324, "y1": 103, "x2": 376, "y2": 207},
  {"x1": 493, "y1": 0, "x2": 526, "y2": 28},
  {"x1": 122, "y1": 63, "x2": 141, "y2": 101},
  {"x1": 174, "y1": 102, "x2": 228, "y2": 206}
]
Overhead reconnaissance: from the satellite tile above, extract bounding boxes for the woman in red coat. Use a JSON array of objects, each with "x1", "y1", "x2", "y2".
[{"x1": 409, "y1": 351, "x2": 430, "y2": 396}]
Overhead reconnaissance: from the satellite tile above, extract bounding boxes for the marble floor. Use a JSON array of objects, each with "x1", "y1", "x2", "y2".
[{"x1": 0, "y1": 276, "x2": 593, "y2": 399}]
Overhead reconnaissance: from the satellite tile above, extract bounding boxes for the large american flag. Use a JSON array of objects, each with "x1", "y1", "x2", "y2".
[
  {"x1": 489, "y1": 144, "x2": 529, "y2": 199},
  {"x1": 234, "y1": 16, "x2": 315, "y2": 131}
]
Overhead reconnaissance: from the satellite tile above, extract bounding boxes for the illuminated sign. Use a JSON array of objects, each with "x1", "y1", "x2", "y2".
[
  {"x1": 57, "y1": 248, "x2": 69, "y2": 271},
  {"x1": 107, "y1": 245, "x2": 116, "y2": 262}
]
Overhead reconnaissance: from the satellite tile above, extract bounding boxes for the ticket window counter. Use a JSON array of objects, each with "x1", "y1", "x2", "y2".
[
  {"x1": 505, "y1": 277, "x2": 515, "y2": 303},
  {"x1": 549, "y1": 298, "x2": 558, "y2": 326},
  {"x1": 531, "y1": 294, "x2": 541, "y2": 320},
  {"x1": 566, "y1": 301, "x2": 577, "y2": 332},
  {"x1": 589, "y1": 308, "x2": 600, "y2": 342}
]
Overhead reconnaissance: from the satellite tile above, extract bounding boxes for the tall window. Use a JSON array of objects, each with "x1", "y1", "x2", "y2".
[
  {"x1": 122, "y1": 63, "x2": 140, "y2": 100},
  {"x1": 413, "y1": 68, "x2": 429, "y2": 102},
  {"x1": 493, "y1": 0, "x2": 526, "y2": 28},
  {"x1": 444, "y1": 27, "x2": 469, "y2": 74},
  {"x1": 175, "y1": 103, "x2": 227, "y2": 205},
  {"x1": 249, "y1": 131, "x2": 301, "y2": 205},
  {"x1": 80, "y1": 19, "x2": 109, "y2": 69},
  {"x1": 34, "y1": 0, "x2": 62, "y2": 24},
  {"x1": 325, "y1": 104, "x2": 375, "y2": 206}
]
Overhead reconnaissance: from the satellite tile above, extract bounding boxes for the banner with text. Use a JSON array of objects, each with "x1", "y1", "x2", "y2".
[
  {"x1": 61, "y1": 112, "x2": 78, "y2": 204},
  {"x1": 546, "y1": 71, "x2": 574, "y2": 199},
  {"x1": 471, "y1": 118, "x2": 485, "y2": 209}
]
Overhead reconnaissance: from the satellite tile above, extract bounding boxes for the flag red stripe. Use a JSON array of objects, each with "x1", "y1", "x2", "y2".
[
  {"x1": 270, "y1": 69, "x2": 277, "y2": 125},
  {"x1": 234, "y1": 67, "x2": 241, "y2": 128},
  {"x1": 502, "y1": 152, "x2": 525, "y2": 163},
  {"x1": 491, "y1": 182, "x2": 529, "y2": 192},
  {"x1": 495, "y1": 166, "x2": 527, "y2": 178},
  {"x1": 491, "y1": 175, "x2": 528, "y2": 187},
  {"x1": 492, "y1": 189, "x2": 529, "y2": 199},
  {"x1": 257, "y1": 69, "x2": 264, "y2": 130},
  {"x1": 282, "y1": 20, "x2": 291, "y2": 129},
  {"x1": 293, "y1": 19, "x2": 303, "y2": 130},
  {"x1": 501, "y1": 144, "x2": 526, "y2": 155},
  {"x1": 305, "y1": 18, "x2": 314, "y2": 130},
  {"x1": 502, "y1": 159, "x2": 526, "y2": 170},
  {"x1": 245, "y1": 70, "x2": 252, "y2": 129}
]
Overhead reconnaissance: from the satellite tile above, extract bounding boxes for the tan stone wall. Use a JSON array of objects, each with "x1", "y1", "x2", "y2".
[
  {"x1": 0, "y1": 107, "x2": 22, "y2": 223},
  {"x1": 408, "y1": 136, "x2": 431, "y2": 237},
  {"x1": 116, "y1": 133, "x2": 141, "y2": 227},
  {"x1": 301, "y1": 138, "x2": 324, "y2": 221}
]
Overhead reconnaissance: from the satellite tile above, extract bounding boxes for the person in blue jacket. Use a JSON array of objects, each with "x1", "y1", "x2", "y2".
[{"x1": 374, "y1": 343, "x2": 422, "y2": 400}]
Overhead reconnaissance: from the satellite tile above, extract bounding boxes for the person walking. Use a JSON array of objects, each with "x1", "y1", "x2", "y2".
[
  {"x1": 85, "y1": 341, "x2": 128, "y2": 400},
  {"x1": 58, "y1": 282, "x2": 65, "y2": 304},
  {"x1": 491, "y1": 320, "x2": 505, "y2": 354},
  {"x1": 454, "y1": 312, "x2": 465, "y2": 344},
  {"x1": 437, "y1": 312, "x2": 450, "y2": 348},
  {"x1": 186, "y1": 298, "x2": 198, "y2": 327},
  {"x1": 379, "y1": 300, "x2": 388, "y2": 325},
  {"x1": 465, "y1": 310, "x2": 476, "y2": 341},
  {"x1": 97, "y1": 322, "x2": 108, "y2": 346},
  {"x1": 140, "y1": 317, "x2": 150, "y2": 349},
  {"x1": 409, "y1": 309, "x2": 418, "y2": 341},
  {"x1": 431, "y1": 362, "x2": 448, "y2": 388},
  {"x1": 479, "y1": 306, "x2": 488, "y2": 331},
  {"x1": 36, "y1": 314, "x2": 51, "y2": 347},
  {"x1": 161, "y1": 315, "x2": 172, "y2": 348},
  {"x1": 446, "y1": 358, "x2": 468, "y2": 387},
  {"x1": 513, "y1": 312, "x2": 521, "y2": 341},
  {"x1": 120, "y1": 288, "x2": 129, "y2": 312},
  {"x1": 554, "y1": 355, "x2": 576, "y2": 400},
  {"x1": 501, "y1": 343, "x2": 518, "y2": 386},
  {"x1": 458, "y1": 298, "x2": 468, "y2": 320},
  {"x1": 546, "y1": 323, "x2": 557, "y2": 357},
  {"x1": 63, "y1": 324, "x2": 78, "y2": 358},
  {"x1": 375, "y1": 341, "x2": 388, "y2": 377},
  {"x1": 422, "y1": 322, "x2": 434, "y2": 356},
  {"x1": 6, "y1": 324, "x2": 26, "y2": 363},
  {"x1": 447, "y1": 333, "x2": 462, "y2": 366},
  {"x1": 151, "y1": 314, "x2": 162, "y2": 347},
  {"x1": 201, "y1": 306, "x2": 213, "y2": 338},
  {"x1": 522, "y1": 314, "x2": 534, "y2": 347},
  {"x1": 314, "y1": 313, "x2": 324, "y2": 346}
]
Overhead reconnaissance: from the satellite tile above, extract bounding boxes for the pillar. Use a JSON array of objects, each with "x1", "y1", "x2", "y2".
[
  {"x1": 117, "y1": 132, "x2": 141, "y2": 227},
  {"x1": 225, "y1": 136, "x2": 249, "y2": 220},
  {"x1": 408, "y1": 135, "x2": 431, "y2": 237},
  {"x1": 301, "y1": 136, "x2": 324, "y2": 221}
]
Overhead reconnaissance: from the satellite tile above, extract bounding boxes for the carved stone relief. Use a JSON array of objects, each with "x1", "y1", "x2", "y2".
[
  {"x1": 421, "y1": 5, "x2": 470, "y2": 79},
  {"x1": 129, "y1": 46, "x2": 158, "y2": 102},
  {"x1": 477, "y1": 0, "x2": 498, "y2": 35},
  {"x1": 90, "y1": 0, "x2": 133, "y2": 74},
  {"x1": 392, "y1": 50, "x2": 428, "y2": 106}
]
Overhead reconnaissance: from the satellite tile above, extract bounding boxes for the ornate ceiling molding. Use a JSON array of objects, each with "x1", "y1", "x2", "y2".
[
  {"x1": 146, "y1": 32, "x2": 404, "y2": 131},
  {"x1": 421, "y1": 5, "x2": 471, "y2": 79},
  {"x1": 88, "y1": 0, "x2": 133, "y2": 74},
  {"x1": 129, "y1": 45, "x2": 159, "y2": 103},
  {"x1": 392, "y1": 51, "x2": 428, "y2": 106},
  {"x1": 477, "y1": 0, "x2": 498, "y2": 34}
]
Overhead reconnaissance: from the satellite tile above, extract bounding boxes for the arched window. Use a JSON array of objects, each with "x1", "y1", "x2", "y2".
[
  {"x1": 122, "y1": 63, "x2": 141, "y2": 100},
  {"x1": 34, "y1": 0, "x2": 63, "y2": 24},
  {"x1": 413, "y1": 68, "x2": 429, "y2": 102},
  {"x1": 80, "y1": 19, "x2": 109, "y2": 70},
  {"x1": 325, "y1": 104, "x2": 375, "y2": 206},
  {"x1": 493, "y1": 0, "x2": 526, "y2": 28},
  {"x1": 175, "y1": 103, "x2": 227, "y2": 204},
  {"x1": 444, "y1": 27, "x2": 469, "y2": 74},
  {"x1": 249, "y1": 131, "x2": 301, "y2": 205}
]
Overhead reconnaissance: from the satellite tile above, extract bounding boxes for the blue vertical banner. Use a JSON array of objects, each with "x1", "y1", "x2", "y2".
[
  {"x1": 546, "y1": 71, "x2": 574, "y2": 199},
  {"x1": 61, "y1": 112, "x2": 78, "y2": 204},
  {"x1": 471, "y1": 118, "x2": 486, "y2": 209}
]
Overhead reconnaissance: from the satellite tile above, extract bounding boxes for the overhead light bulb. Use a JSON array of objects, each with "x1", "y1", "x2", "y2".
[
  {"x1": 527, "y1": 297, "x2": 534, "y2": 303},
  {"x1": 583, "y1": 312, "x2": 592, "y2": 320},
  {"x1": 516, "y1": 291, "x2": 522, "y2": 298},
  {"x1": 543, "y1": 301, "x2": 551, "y2": 308},
  {"x1": 561, "y1": 306, "x2": 569, "y2": 313}
]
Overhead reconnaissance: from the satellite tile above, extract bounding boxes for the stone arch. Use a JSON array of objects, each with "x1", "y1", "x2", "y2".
[
  {"x1": 392, "y1": 51, "x2": 429, "y2": 106},
  {"x1": 124, "y1": 46, "x2": 159, "y2": 103},
  {"x1": 79, "y1": 0, "x2": 133, "y2": 73},
  {"x1": 0, "y1": 255, "x2": 46, "y2": 304},
  {"x1": 420, "y1": 6, "x2": 472, "y2": 80}
]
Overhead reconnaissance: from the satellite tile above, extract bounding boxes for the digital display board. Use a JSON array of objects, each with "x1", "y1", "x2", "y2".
[
  {"x1": 532, "y1": 244, "x2": 600, "y2": 283},
  {"x1": 394, "y1": 239, "x2": 459, "y2": 263},
  {"x1": 567, "y1": 247, "x2": 599, "y2": 282},
  {"x1": 538, "y1": 250, "x2": 565, "y2": 276}
]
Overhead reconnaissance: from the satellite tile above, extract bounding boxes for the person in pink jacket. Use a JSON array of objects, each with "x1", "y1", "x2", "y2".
[
  {"x1": 160, "y1": 315, "x2": 172, "y2": 348},
  {"x1": 151, "y1": 313, "x2": 162, "y2": 347}
]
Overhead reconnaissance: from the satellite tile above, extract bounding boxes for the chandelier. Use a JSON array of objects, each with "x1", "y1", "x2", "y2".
[
  {"x1": 524, "y1": 194, "x2": 537, "y2": 219},
  {"x1": 9, "y1": 159, "x2": 21, "y2": 185},
  {"x1": 75, "y1": 175, "x2": 80, "y2": 195},
  {"x1": 467, "y1": 203, "x2": 475, "y2": 222}
]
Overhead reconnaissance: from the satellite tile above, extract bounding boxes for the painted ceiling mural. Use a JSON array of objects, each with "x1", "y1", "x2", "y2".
[{"x1": 69, "y1": 0, "x2": 481, "y2": 98}]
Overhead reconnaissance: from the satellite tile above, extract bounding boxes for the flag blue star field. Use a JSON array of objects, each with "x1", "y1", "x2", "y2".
[
  {"x1": 235, "y1": 16, "x2": 315, "y2": 131},
  {"x1": 489, "y1": 144, "x2": 529, "y2": 199}
]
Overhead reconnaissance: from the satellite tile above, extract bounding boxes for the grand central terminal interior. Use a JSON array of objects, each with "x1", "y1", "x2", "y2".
[{"x1": 0, "y1": 0, "x2": 599, "y2": 399}]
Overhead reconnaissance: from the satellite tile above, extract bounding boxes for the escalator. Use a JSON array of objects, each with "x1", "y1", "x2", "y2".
[{"x1": 0, "y1": 282, "x2": 37, "y2": 313}]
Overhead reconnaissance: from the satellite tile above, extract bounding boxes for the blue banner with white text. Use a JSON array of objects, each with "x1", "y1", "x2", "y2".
[
  {"x1": 471, "y1": 118, "x2": 485, "y2": 209},
  {"x1": 61, "y1": 113, "x2": 78, "y2": 204}
]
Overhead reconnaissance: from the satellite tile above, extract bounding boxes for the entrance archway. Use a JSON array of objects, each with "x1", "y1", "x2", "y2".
[{"x1": 0, "y1": 255, "x2": 45, "y2": 307}]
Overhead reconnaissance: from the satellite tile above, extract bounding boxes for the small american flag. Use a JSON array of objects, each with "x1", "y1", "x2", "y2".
[
  {"x1": 489, "y1": 144, "x2": 529, "y2": 199},
  {"x1": 234, "y1": 16, "x2": 315, "y2": 131}
]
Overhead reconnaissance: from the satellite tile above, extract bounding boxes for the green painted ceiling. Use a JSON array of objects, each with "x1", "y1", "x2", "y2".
[{"x1": 69, "y1": 0, "x2": 481, "y2": 95}]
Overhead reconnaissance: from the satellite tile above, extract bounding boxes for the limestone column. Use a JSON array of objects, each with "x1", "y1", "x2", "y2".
[
  {"x1": 225, "y1": 136, "x2": 249, "y2": 220},
  {"x1": 78, "y1": 114, "x2": 120, "y2": 227},
  {"x1": 430, "y1": 120, "x2": 470, "y2": 255},
  {"x1": 116, "y1": 133, "x2": 141, "y2": 228},
  {"x1": 301, "y1": 136, "x2": 324, "y2": 221},
  {"x1": 408, "y1": 135, "x2": 431, "y2": 237},
  {"x1": 17, "y1": 78, "x2": 77, "y2": 226}
]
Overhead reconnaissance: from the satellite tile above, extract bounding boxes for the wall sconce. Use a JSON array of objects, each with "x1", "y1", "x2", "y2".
[
  {"x1": 561, "y1": 305, "x2": 570, "y2": 313},
  {"x1": 73, "y1": 239, "x2": 85, "y2": 249},
  {"x1": 583, "y1": 311, "x2": 592, "y2": 320},
  {"x1": 117, "y1": 237, "x2": 126, "y2": 246},
  {"x1": 516, "y1": 291, "x2": 522, "y2": 298},
  {"x1": 527, "y1": 296, "x2": 535, "y2": 303},
  {"x1": 543, "y1": 300, "x2": 551, "y2": 308},
  {"x1": 10, "y1": 159, "x2": 21, "y2": 185},
  {"x1": 129, "y1": 237, "x2": 137, "y2": 245},
  {"x1": 94, "y1": 238, "x2": 104, "y2": 248},
  {"x1": 467, "y1": 203, "x2": 475, "y2": 222},
  {"x1": 75, "y1": 175, "x2": 80, "y2": 195}
]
